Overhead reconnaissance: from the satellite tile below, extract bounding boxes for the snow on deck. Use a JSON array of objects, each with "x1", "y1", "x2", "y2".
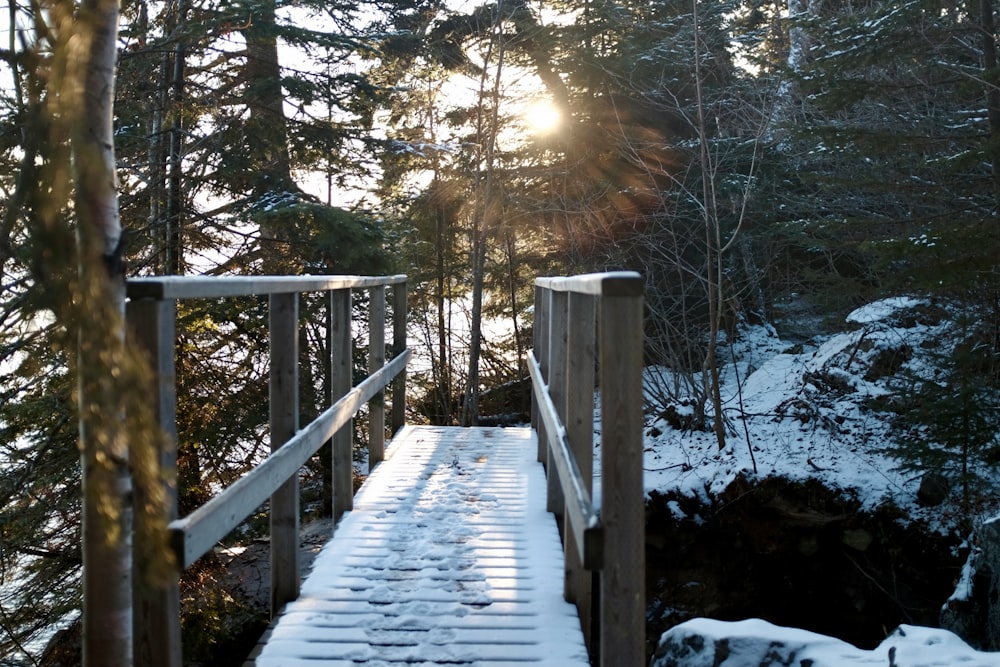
[{"x1": 252, "y1": 425, "x2": 591, "y2": 667}]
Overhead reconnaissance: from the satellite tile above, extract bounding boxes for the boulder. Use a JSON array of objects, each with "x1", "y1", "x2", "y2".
[
  {"x1": 916, "y1": 471, "x2": 950, "y2": 507},
  {"x1": 649, "y1": 618, "x2": 1000, "y2": 667}
]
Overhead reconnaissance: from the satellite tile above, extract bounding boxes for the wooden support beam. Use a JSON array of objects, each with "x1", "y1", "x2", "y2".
[
  {"x1": 391, "y1": 282, "x2": 407, "y2": 435},
  {"x1": 331, "y1": 289, "x2": 353, "y2": 524},
  {"x1": 547, "y1": 290, "x2": 568, "y2": 517},
  {"x1": 128, "y1": 297, "x2": 181, "y2": 667},
  {"x1": 565, "y1": 291, "x2": 596, "y2": 644},
  {"x1": 598, "y1": 290, "x2": 645, "y2": 667},
  {"x1": 534, "y1": 285, "x2": 549, "y2": 464},
  {"x1": 269, "y1": 292, "x2": 299, "y2": 617},
  {"x1": 368, "y1": 286, "x2": 386, "y2": 470}
]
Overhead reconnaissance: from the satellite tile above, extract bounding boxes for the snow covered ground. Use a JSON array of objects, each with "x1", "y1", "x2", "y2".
[
  {"x1": 627, "y1": 296, "x2": 1000, "y2": 535},
  {"x1": 625, "y1": 296, "x2": 1000, "y2": 664}
]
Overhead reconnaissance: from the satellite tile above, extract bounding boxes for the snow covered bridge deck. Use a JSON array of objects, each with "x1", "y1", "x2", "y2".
[{"x1": 250, "y1": 425, "x2": 591, "y2": 666}]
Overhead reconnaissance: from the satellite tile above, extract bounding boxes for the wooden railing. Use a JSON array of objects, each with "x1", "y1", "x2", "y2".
[
  {"x1": 528, "y1": 271, "x2": 645, "y2": 667},
  {"x1": 125, "y1": 275, "x2": 409, "y2": 667}
]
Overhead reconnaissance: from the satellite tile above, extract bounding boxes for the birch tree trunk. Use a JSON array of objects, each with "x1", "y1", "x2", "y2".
[{"x1": 69, "y1": 0, "x2": 132, "y2": 663}]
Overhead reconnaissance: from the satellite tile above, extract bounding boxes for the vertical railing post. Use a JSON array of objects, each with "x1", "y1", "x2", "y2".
[
  {"x1": 533, "y1": 284, "x2": 550, "y2": 463},
  {"x1": 391, "y1": 281, "x2": 407, "y2": 435},
  {"x1": 269, "y1": 292, "x2": 299, "y2": 616},
  {"x1": 368, "y1": 286, "x2": 386, "y2": 470},
  {"x1": 598, "y1": 278, "x2": 645, "y2": 667},
  {"x1": 128, "y1": 297, "x2": 181, "y2": 667},
  {"x1": 547, "y1": 289, "x2": 568, "y2": 517},
  {"x1": 331, "y1": 288, "x2": 353, "y2": 523},
  {"x1": 565, "y1": 291, "x2": 596, "y2": 645}
]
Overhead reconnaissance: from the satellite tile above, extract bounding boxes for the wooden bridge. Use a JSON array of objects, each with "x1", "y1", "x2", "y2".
[{"x1": 123, "y1": 272, "x2": 645, "y2": 667}]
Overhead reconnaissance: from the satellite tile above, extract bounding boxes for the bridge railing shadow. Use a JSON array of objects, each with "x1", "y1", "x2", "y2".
[
  {"x1": 528, "y1": 271, "x2": 646, "y2": 667},
  {"x1": 125, "y1": 274, "x2": 408, "y2": 667}
]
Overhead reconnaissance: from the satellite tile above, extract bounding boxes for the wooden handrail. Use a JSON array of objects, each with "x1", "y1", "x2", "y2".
[
  {"x1": 126, "y1": 274, "x2": 407, "y2": 300},
  {"x1": 527, "y1": 355, "x2": 602, "y2": 569},
  {"x1": 530, "y1": 271, "x2": 645, "y2": 667},
  {"x1": 126, "y1": 274, "x2": 408, "y2": 667},
  {"x1": 169, "y1": 350, "x2": 411, "y2": 569}
]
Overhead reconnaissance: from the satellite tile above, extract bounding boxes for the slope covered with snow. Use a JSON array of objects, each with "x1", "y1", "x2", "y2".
[{"x1": 633, "y1": 296, "x2": 1000, "y2": 534}]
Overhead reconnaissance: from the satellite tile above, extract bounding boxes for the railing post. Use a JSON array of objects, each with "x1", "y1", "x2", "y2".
[
  {"x1": 598, "y1": 281, "x2": 645, "y2": 667},
  {"x1": 533, "y1": 284, "x2": 550, "y2": 464},
  {"x1": 565, "y1": 291, "x2": 596, "y2": 645},
  {"x1": 368, "y1": 286, "x2": 386, "y2": 470},
  {"x1": 547, "y1": 289, "x2": 568, "y2": 518},
  {"x1": 128, "y1": 297, "x2": 181, "y2": 667},
  {"x1": 269, "y1": 292, "x2": 299, "y2": 616},
  {"x1": 331, "y1": 289, "x2": 353, "y2": 523},
  {"x1": 391, "y1": 281, "x2": 407, "y2": 434}
]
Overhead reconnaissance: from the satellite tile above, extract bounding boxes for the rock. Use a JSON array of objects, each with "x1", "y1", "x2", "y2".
[
  {"x1": 649, "y1": 618, "x2": 1000, "y2": 667},
  {"x1": 917, "y1": 471, "x2": 950, "y2": 506},
  {"x1": 841, "y1": 527, "x2": 873, "y2": 551},
  {"x1": 942, "y1": 517, "x2": 1000, "y2": 650}
]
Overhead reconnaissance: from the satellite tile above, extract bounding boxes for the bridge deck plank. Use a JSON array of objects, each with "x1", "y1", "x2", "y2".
[{"x1": 253, "y1": 425, "x2": 591, "y2": 666}]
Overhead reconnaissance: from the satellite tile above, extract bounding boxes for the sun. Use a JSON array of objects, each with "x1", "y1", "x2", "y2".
[{"x1": 523, "y1": 99, "x2": 562, "y2": 135}]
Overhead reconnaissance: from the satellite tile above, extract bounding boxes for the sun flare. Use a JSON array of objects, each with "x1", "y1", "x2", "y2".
[{"x1": 523, "y1": 99, "x2": 562, "y2": 135}]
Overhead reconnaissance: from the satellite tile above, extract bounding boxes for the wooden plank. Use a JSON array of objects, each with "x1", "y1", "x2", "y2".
[
  {"x1": 368, "y1": 286, "x2": 386, "y2": 470},
  {"x1": 598, "y1": 292, "x2": 645, "y2": 667},
  {"x1": 331, "y1": 289, "x2": 353, "y2": 523},
  {"x1": 534, "y1": 286, "x2": 549, "y2": 464},
  {"x1": 391, "y1": 282, "x2": 407, "y2": 434},
  {"x1": 527, "y1": 355, "x2": 602, "y2": 571},
  {"x1": 271, "y1": 610, "x2": 582, "y2": 630},
  {"x1": 259, "y1": 640, "x2": 578, "y2": 662},
  {"x1": 535, "y1": 271, "x2": 642, "y2": 297},
  {"x1": 127, "y1": 274, "x2": 407, "y2": 301},
  {"x1": 546, "y1": 290, "x2": 568, "y2": 519},
  {"x1": 253, "y1": 426, "x2": 590, "y2": 667},
  {"x1": 530, "y1": 284, "x2": 543, "y2": 436},
  {"x1": 127, "y1": 298, "x2": 181, "y2": 667},
  {"x1": 169, "y1": 350, "x2": 411, "y2": 568},
  {"x1": 564, "y1": 290, "x2": 596, "y2": 641},
  {"x1": 270, "y1": 292, "x2": 300, "y2": 615},
  {"x1": 265, "y1": 624, "x2": 579, "y2": 643}
]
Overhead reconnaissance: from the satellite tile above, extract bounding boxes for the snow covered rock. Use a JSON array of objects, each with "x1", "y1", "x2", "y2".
[
  {"x1": 649, "y1": 618, "x2": 1000, "y2": 666},
  {"x1": 942, "y1": 516, "x2": 1000, "y2": 650}
]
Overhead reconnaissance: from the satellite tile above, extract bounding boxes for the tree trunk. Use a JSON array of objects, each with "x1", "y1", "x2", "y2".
[
  {"x1": 70, "y1": 0, "x2": 132, "y2": 663},
  {"x1": 435, "y1": 199, "x2": 452, "y2": 422},
  {"x1": 241, "y1": 0, "x2": 297, "y2": 271},
  {"x1": 504, "y1": 230, "x2": 524, "y2": 377},
  {"x1": 461, "y1": 11, "x2": 506, "y2": 427},
  {"x1": 693, "y1": 0, "x2": 727, "y2": 450},
  {"x1": 165, "y1": 4, "x2": 187, "y2": 276},
  {"x1": 243, "y1": 2, "x2": 294, "y2": 198},
  {"x1": 978, "y1": 0, "x2": 1000, "y2": 212}
]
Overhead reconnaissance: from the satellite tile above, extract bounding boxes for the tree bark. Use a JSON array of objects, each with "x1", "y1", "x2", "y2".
[
  {"x1": 165, "y1": 2, "x2": 187, "y2": 276},
  {"x1": 70, "y1": 0, "x2": 132, "y2": 663},
  {"x1": 461, "y1": 7, "x2": 506, "y2": 427},
  {"x1": 243, "y1": 1, "x2": 294, "y2": 198},
  {"x1": 692, "y1": 0, "x2": 726, "y2": 450},
  {"x1": 241, "y1": 0, "x2": 297, "y2": 271},
  {"x1": 977, "y1": 0, "x2": 1000, "y2": 212}
]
